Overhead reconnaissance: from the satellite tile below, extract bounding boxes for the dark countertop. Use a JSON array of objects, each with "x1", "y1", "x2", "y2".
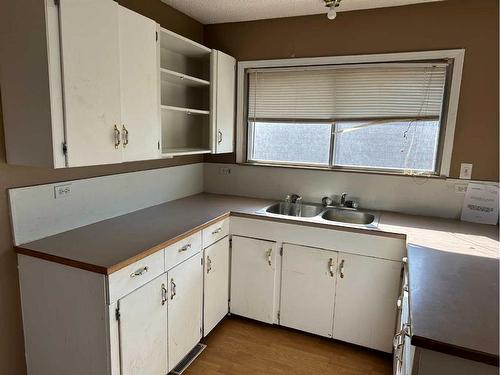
[{"x1": 408, "y1": 245, "x2": 499, "y2": 366}]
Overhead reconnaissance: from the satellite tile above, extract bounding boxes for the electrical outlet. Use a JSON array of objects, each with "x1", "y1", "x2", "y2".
[
  {"x1": 459, "y1": 163, "x2": 473, "y2": 180},
  {"x1": 54, "y1": 184, "x2": 72, "y2": 199},
  {"x1": 455, "y1": 184, "x2": 467, "y2": 194},
  {"x1": 219, "y1": 167, "x2": 232, "y2": 175}
]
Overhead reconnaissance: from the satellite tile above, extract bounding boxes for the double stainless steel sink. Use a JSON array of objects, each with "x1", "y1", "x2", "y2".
[{"x1": 257, "y1": 202, "x2": 380, "y2": 228}]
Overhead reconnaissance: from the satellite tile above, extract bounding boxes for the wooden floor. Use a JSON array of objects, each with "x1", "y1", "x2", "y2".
[{"x1": 185, "y1": 316, "x2": 392, "y2": 375}]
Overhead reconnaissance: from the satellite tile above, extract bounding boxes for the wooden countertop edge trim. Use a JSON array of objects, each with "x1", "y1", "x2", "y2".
[
  {"x1": 411, "y1": 335, "x2": 500, "y2": 367},
  {"x1": 14, "y1": 210, "x2": 407, "y2": 275}
]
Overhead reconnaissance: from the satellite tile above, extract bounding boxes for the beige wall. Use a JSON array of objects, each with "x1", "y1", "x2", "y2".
[
  {"x1": 0, "y1": 1, "x2": 203, "y2": 373},
  {"x1": 204, "y1": 0, "x2": 499, "y2": 182}
]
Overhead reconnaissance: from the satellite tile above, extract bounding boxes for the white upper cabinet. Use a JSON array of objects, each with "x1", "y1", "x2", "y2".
[
  {"x1": 280, "y1": 244, "x2": 337, "y2": 338},
  {"x1": 230, "y1": 236, "x2": 278, "y2": 324},
  {"x1": 332, "y1": 252, "x2": 402, "y2": 353},
  {"x1": 118, "y1": 6, "x2": 160, "y2": 162},
  {"x1": 59, "y1": 0, "x2": 123, "y2": 167},
  {"x1": 211, "y1": 50, "x2": 236, "y2": 154}
]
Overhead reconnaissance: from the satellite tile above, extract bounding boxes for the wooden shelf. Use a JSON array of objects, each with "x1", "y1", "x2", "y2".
[
  {"x1": 162, "y1": 148, "x2": 211, "y2": 157},
  {"x1": 161, "y1": 105, "x2": 209, "y2": 115},
  {"x1": 159, "y1": 28, "x2": 211, "y2": 58},
  {"x1": 160, "y1": 68, "x2": 210, "y2": 87}
]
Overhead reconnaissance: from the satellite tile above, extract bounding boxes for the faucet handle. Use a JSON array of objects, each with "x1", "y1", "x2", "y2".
[{"x1": 322, "y1": 196, "x2": 333, "y2": 206}]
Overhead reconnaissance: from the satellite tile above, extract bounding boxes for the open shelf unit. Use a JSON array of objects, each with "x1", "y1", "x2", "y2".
[{"x1": 159, "y1": 27, "x2": 212, "y2": 157}]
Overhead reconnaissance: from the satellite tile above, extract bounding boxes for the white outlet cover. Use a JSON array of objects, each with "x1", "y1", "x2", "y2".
[
  {"x1": 454, "y1": 184, "x2": 467, "y2": 194},
  {"x1": 54, "y1": 184, "x2": 72, "y2": 199},
  {"x1": 459, "y1": 163, "x2": 473, "y2": 180}
]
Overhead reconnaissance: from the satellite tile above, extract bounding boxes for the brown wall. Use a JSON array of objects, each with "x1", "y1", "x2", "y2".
[
  {"x1": 204, "y1": 0, "x2": 499, "y2": 182},
  {"x1": 0, "y1": 1, "x2": 203, "y2": 374}
]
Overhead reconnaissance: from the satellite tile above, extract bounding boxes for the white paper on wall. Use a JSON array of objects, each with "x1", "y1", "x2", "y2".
[{"x1": 460, "y1": 183, "x2": 499, "y2": 225}]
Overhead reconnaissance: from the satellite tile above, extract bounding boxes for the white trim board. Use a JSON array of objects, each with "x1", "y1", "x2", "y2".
[
  {"x1": 9, "y1": 163, "x2": 204, "y2": 245},
  {"x1": 236, "y1": 49, "x2": 465, "y2": 177},
  {"x1": 203, "y1": 163, "x2": 498, "y2": 219}
]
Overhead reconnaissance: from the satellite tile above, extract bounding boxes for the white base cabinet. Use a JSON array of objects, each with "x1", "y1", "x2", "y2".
[
  {"x1": 203, "y1": 237, "x2": 230, "y2": 336},
  {"x1": 167, "y1": 253, "x2": 203, "y2": 372},
  {"x1": 230, "y1": 236, "x2": 278, "y2": 324},
  {"x1": 280, "y1": 244, "x2": 337, "y2": 338},
  {"x1": 332, "y1": 252, "x2": 402, "y2": 352},
  {"x1": 119, "y1": 274, "x2": 168, "y2": 375}
]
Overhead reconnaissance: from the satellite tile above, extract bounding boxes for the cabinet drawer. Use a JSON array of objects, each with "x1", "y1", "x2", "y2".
[
  {"x1": 108, "y1": 250, "x2": 164, "y2": 304},
  {"x1": 202, "y1": 218, "x2": 229, "y2": 248},
  {"x1": 165, "y1": 231, "x2": 202, "y2": 271}
]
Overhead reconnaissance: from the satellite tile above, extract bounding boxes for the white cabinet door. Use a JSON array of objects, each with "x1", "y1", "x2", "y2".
[
  {"x1": 203, "y1": 237, "x2": 230, "y2": 336},
  {"x1": 230, "y1": 236, "x2": 278, "y2": 324},
  {"x1": 118, "y1": 6, "x2": 160, "y2": 162},
  {"x1": 119, "y1": 274, "x2": 168, "y2": 375},
  {"x1": 168, "y1": 253, "x2": 203, "y2": 371},
  {"x1": 333, "y1": 252, "x2": 402, "y2": 352},
  {"x1": 211, "y1": 50, "x2": 236, "y2": 154},
  {"x1": 59, "y1": 0, "x2": 122, "y2": 167},
  {"x1": 280, "y1": 244, "x2": 337, "y2": 338}
]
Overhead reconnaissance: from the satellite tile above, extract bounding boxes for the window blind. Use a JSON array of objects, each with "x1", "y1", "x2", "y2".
[{"x1": 247, "y1": 63, "x2": 448, "y2": 121}]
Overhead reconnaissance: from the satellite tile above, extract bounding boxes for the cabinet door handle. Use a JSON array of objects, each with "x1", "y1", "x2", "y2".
[
  {"x1": 212, "y1": 227, "x2": 223, "y2": 235},
  {"x1": 161, "y1": 283, "x2": 168, "y2": 306},
  {"x1": 114, "y1": 125, "x2": 121, "y2": 149},
  {"x1": 328, "y1": 258, "x2": 335, "y2": 277},
  {"x1": 179, "y1": 243, "x2": 191, "y2": 252},
  {"x1": 266, "y1": 249, "x2": 272, "y2": 266},
  {"x1": 170, "y1": 278, "x2": 176, "y2": 300},
  {"x1": 130, "y1": 266, "x2": 148, "y2": 278},
  {"x1": 122, "y1": 125, "x2": 129, "y2": 147},
  {"x1": 339, "y1": 259, "x2": 345, "y2": 278},
  {"x1": 206, "y1": 256, "x2": 212, "y2": 274},
  {"x1": 217, "y1": 130, "x2": 223, "y2": 144}
]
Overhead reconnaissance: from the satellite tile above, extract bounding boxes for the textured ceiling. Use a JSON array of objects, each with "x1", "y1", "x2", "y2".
[{"x1": 161, "y1": 0, "x2": 444, "y2": 24}]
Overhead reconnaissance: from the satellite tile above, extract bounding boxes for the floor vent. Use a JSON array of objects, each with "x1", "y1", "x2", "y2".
[{"x1": 169, "y1": 343, "x2": 207, "y2": 375}]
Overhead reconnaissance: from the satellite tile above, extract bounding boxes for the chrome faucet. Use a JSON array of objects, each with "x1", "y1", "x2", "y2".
[
  {"x1": 340, "y1": 192, "x2": 348, "y2": 207},
  {"x1": 289, "y1": 194, "x2": 302, "y2": 204}
]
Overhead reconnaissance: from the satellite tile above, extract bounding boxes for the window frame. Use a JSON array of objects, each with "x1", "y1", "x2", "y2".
[{"x1": 236, "y1": 50, "x2": 465, "y2": 177}]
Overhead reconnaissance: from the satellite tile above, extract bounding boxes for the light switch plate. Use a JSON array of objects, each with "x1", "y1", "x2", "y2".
[
  {"x1": 459, "y1": 163, "x2": 473, "y2": 180},
  {"x1": 54, "y1": 184, "x2": 72, "y2": 199}
]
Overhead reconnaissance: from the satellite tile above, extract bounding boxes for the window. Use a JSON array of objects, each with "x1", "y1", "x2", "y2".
[{"x1": 244, "y1": 59, "x2": 453, "y2": 175}]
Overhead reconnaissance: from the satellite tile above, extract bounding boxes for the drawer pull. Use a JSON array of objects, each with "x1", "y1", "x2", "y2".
[
  {"x1": 328, "y1": 258, "x2": 335, "y2": 277},
  {"x1": 206, "y1": 256, "x2": 212, "y2": 274},
  {"x1": 113, "y1": 125, "x2": 121, "y2": 149},
  {"x1": 170, "y1": 278, "x2": 176, "y2": 300},
  {"x1": 339, "y1": 259, "x2": 345, "y2": 278},
  {"x1": 161, "y1": 283, "x2": 168, "y2": 306},
  {"x1": 211, "y1": 227, "x2": 223, "y2": 235},
  {"x1": 130, "y1": 266, "x2": 148, "y2": 278},
  {"x1": 179, "y1": 243, "x2": 191, "y2": 252}
]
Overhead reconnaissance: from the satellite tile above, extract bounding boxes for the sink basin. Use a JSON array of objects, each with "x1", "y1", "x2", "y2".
[
  {"x1": 321, "y1": 208, "x2": 376, "y2": 225},
  {"x1": 265, "y1": 202, "x2": 323, "y2": 218}
]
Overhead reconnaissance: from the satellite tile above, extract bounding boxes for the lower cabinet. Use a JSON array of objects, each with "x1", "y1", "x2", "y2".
[
  {"x1": 332, "y1": 252, "x2": 402, "y2": 352},
  {"x1": 280, "y1": 244, "x2": 337, "y2": 338},
  {"x1": 119, "y1": 274, "x2": 168, "y2": 375},
  {"x1": 203, "y1": 236, "x2": 230, "y2": 336},
  {"x1": 167, "y1": 253, "x2": 203, "y2": 372},
  {"x1": 230, "y1": 236, "x2": 278, "y2": 324}
]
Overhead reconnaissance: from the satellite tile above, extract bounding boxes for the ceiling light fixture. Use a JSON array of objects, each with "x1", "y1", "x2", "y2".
[{"x1": 324, "y1": 0, "x2": 342, "y2": 20}]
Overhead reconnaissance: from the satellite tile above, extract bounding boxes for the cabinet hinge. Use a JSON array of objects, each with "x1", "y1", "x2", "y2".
[
  {"x1": 158, "y1": 141, "x2": 160, "y2": 150},
  {"x1": 62, "y1": 142, "x2": 68, "y2": 155},
  {"x1": 54, "y1": 0, "x2": 60, "y2": 6},
  {"x1": 201, "y1": 257, "x2": 204, "y2": 266},
  {"x1": 277, "y1": 311, "x2": 280, "y2": 324},
  {"x1": 156, "y1": 31, "x2": 158, "y2": 42},
  {"x1": 229, "y1": 237, "x2": 233, "y2": 249},
  {"x1": 228, "y1": 299, "x2": 231, "y2": 311},
  {"x1": 279, "y1": 247, "x2": 283, "y2": 256},
  {"x1": 115, "y1": 307, "x2": 121, "y2": 322}
]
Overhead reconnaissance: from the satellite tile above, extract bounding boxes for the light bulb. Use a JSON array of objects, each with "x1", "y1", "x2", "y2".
[{"x1": 327, "y1": 6, "x2": 337, "y2": 20}]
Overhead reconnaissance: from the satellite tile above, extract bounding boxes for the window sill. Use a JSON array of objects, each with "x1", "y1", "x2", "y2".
[{"x1": 238, "y1": 162, "x2": 448, "y2": 179}]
